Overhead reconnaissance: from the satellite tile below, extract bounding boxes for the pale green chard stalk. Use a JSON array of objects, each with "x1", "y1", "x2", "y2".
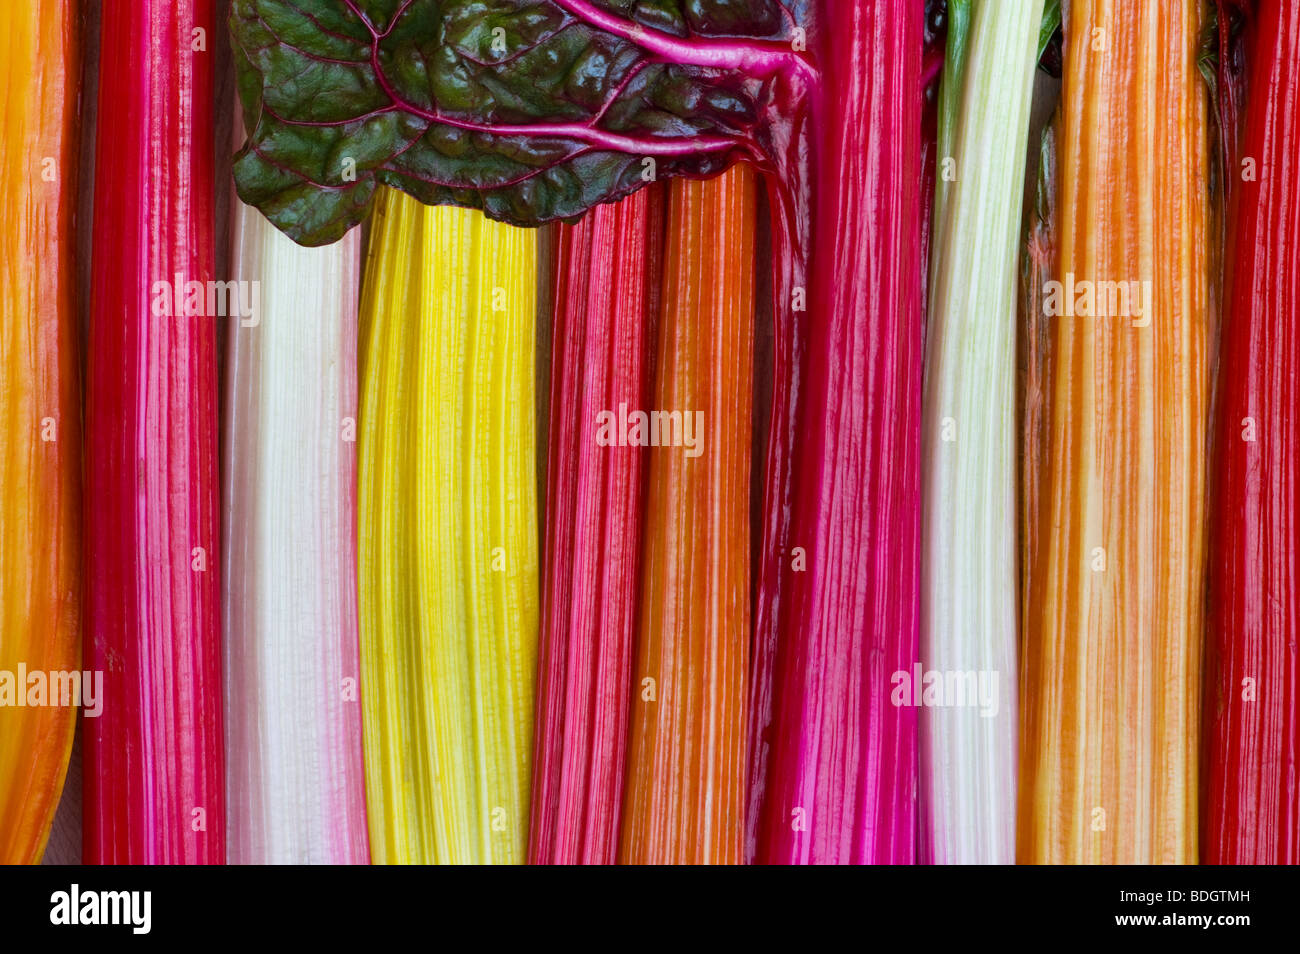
[{"x1": 920, "y1": 0, "x2": 1043, "y2": 864}]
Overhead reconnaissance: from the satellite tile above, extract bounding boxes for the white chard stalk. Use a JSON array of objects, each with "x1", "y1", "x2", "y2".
[
  {"x1": 920, "y1": 0, "x2": 1043, "y2": 865},
  {"x1": 223, "y1": 156, "x2": 370, "y2": 864}
]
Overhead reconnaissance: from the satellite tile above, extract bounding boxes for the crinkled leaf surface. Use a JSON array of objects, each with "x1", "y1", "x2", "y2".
[{"x1": 231, "y1": 0, "x2": 808, "y2": 245}]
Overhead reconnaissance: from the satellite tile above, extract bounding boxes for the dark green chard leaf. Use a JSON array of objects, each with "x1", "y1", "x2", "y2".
[
  {"x1": 231, "y1": 0, "x2": 809, "y2": 245},
  {"x1": 1036, "y1": 0, "x2": 1061, "y2": 65}
]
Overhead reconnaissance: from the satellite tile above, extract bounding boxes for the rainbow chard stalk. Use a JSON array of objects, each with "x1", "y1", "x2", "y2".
[
  {"x1": 920, "y1": 0, "x2": 1042, "y2": 866},
  {"x1": 224, "y1": 104, "x2": 370, "y2": 864},
  {"x1": 1019, "y1": 0, "x2": 1208, "y2": 864},
  {"x1": 749, "y1": 3, "x2": 921, "y2": 865},
  {"x1": 530, "y1": 187, "x2": 662, "y2": 865},
  {"x1": 85, "y1": 0, "x2": 224, "y2": 864},
  {"x1": 621, "y1": 169, "x2": 756, "y2": 864},
  {"x1": 0, "y1": 0, "x2": 80, "y2": 865},
  {"x1": 1205, "y1": 0, "x2": 1300, "y2": 865},
  {"x1": 230, "y1": 1, "x2": 926, "y2": 864},
  {"x1": 358, "y1": 192, "x2": 538, "y2": 864}
]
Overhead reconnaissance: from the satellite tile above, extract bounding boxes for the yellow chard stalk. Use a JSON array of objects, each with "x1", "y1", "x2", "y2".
[{"x1": 358, "y1": 189, "x2": 538, "y2": 864}]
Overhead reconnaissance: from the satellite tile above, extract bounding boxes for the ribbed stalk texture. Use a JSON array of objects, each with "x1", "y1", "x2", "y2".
[
  {"x1": 745, "y1": 139, "x2": 809, "y2": 867},
  {"x1": 358, "y1": 189, "x2": 538, "y2": 864},
  {"x1": 84, "y1": 0, "x2": 224, "y2": 864},
  {"x1": 1204, "y1": 0, "x2": 1300, "y2": 865},
  {"x1": 1019, "y1": 0, "x2": 1208, "y2": 864},
  {"x1": 752, "y1": 0, "x2": 922, "y2": 865},
  {"x1": 619, "y1": 168, "x2": 755, "y2": 865},
  {"x1": 224, "y1": 147, "x2": 370, "y2": 863},
  {"x1": 0, "y1": 0, "x2": 80, "y2": 866},
  {"x1": 920, "y1": 0, "x2": 1041, "y2": 866},
  {"x1": 529, "y1": 188, "x2": 662, "y2": 865}
]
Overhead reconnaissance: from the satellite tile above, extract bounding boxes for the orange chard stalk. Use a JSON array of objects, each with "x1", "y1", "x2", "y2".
[
  {"x1": 619, "y1": 167, "x2": 756, "y2": 865},
  {"x1": 1019, "y1": 0, "x2": 1209, "y2": 864},
  {"x1": 0, "y1": 1, "x2": 80, "y2": 865}
]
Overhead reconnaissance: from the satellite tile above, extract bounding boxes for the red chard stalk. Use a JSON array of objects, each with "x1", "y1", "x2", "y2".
[
  {"x1": 530, "y1": 187, "x2": 662, "y2": 864},
  {"x1": 1205, "y1": 0, "x2": 1300, "y2": 865},
  {"x1": 87, "y1": 0, "x2": 224, "y2": 863}
]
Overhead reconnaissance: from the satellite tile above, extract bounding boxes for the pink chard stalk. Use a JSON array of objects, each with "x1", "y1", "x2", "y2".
[{"x1": 749, "y1": 1, "x2": 922, "y2": 865}]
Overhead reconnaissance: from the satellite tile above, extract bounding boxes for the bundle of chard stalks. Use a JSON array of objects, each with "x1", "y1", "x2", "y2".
[{"x1": 0, "y1": 0, "x2": 1294, "y2": 865}]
